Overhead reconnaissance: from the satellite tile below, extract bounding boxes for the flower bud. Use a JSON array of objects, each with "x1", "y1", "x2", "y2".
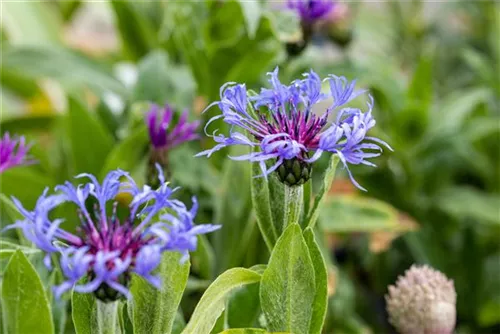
[{"x1": 385, "y1": 265, "x2": 456, "y2": 334}]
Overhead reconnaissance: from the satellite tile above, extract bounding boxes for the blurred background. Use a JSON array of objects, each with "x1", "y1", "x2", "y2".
[{"x1": 1, "y1": 1, "x2": 499, "y2": 333}]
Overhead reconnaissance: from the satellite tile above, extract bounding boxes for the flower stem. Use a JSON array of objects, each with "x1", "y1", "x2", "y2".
[
  {"x1": 96, "y1": 300, "x2": 120, "y2": 334},
  {"x1": 284, "y1": 184, "x2": 303, "y2": 230}
]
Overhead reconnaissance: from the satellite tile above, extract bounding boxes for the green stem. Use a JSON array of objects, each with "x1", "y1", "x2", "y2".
[
  {"x1": 96, "y1": 300, "x2": 120, "y2": 334},
  {"x1": 284, "y1": 184, "x2": 303, "y2": 230}
]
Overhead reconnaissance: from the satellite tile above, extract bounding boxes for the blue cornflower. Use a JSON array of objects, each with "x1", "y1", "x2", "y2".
[
  {"x1": 196, "y1": 67, "x2": 392, "y2": 190},
  {"x1": 4, "y1": 166, "x2": 219, "y2": 301}
]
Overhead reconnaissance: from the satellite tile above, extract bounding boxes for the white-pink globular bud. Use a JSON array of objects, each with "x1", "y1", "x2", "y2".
[{"x1": 385, "y1": 265, "x2": 457, "y2": 334}]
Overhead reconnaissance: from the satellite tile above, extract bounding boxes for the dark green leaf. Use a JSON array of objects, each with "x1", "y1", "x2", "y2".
[
  {"x1": 305, "y1": 155, "x2": 339, "y2": 228},
  {"x1": 227, "y1": 282, "x2": 260, "y2": 328},
  {"x1": 67, "y1": 97, "x2": 114, "y2": 176},
  {"x1": 110, "y1": 0, "x2": 158, "y2": 60},
  {"x1": 260, "y1": 224, "x2": 315, "y2": 334},
  {"x1": 129, "y1": 252, "x2": 190, "y2": 334},
  {"x1": 100, "y1": 127, "x2": 148, "y2": 178},
  {"x1": 303, "y1": 228, "x2": 328, "y2": 334},
  {"x1": 71, "y1": 289, "x2": 97, "y2": 334},
  {"x1": 182, "y1": 268, "x2": 261, "y2": 334},
  {"x1": 1, "y1": 250, "x2": 54, "y2": 334}
]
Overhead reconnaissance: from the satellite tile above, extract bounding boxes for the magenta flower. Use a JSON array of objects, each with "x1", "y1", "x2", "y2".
[
  {"x1": 0, "y1": 132, "x2": 35, "y2": 173},
  {"x1": 146, "y1": 104, "x2": 199, "y2": 150}
]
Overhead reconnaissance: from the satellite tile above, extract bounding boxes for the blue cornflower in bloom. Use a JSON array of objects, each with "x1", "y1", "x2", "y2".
[
  {"x1": 287, "y1": 0, "x2": 336, "y2": 24},
  {"x1": 0, "y1": 132, "x2": 35, "y2": 173},
  {"x1": 196, "y1": 67, "x2": 391, "y2": 190},
  {"x1": 4, "y1": 167, "x2": 219, "y2": 301}
]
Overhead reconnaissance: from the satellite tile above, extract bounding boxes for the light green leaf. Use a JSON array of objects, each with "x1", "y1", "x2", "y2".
[
  {"x1": 260, "y1": 224, "x2": 316, "y2": 334},
  {"x1": 2, "y1": 2, "x2": 61, "y2": 46},
  {"x1": 67, "y1": 97, "x2": 114, "y2": 176},
  {"x1": 436, "y1": 186, "x2": 500, "y2": 226},
  {"x1": 129, "y1": 252, "x2": 190, "y2": 334},
  {"x1": 305, "y1": 155, "x2": 339, "y2": 228},
  {"x1": 320, "y1": 196, "x2": 400, "y2": 233},
  {"x1": 1, "y1": 250, "x2": 54, "y2": 334},
  {"x1": 218, "y1": 329, "x2": 269, "y2": 334},
  {"x1": 406, "y1": 53, "x2": 433, "y2": 113},
  {"x1": 133, "y1": 50, "x2": 171, "y2": 104},
  {"x1": 182, "y1": 268, "x2": 262, "y2": 334},
  {"x1": 237, "y1": 0, "x2": 262, "y2": 38},
  {"x1": 2, "y1": 46, "x2": 127, "y2": 96},
  {"x1": 303, "y1": 228, "x2": 328, "y2": 334},
  {"x1": 100, "y1": 127, "x2": 148, "y2": 178},
  {"x1": 0, "y1": 240, "x2": 40, "y2": 260}
]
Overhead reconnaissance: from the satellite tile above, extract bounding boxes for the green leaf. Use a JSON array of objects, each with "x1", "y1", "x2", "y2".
[
  {"x1": 129, "y1": 252, "x2": 190, "y2": 334},
  {"x1": 133, "y1": 50, "x2": 172, "y2": 104},
  {"x1": 320, "y1": 196, "x2": 400, "y2": 233},
  {"x1": 1, "y1": 250, "x2": 54, "y2": 334},
  {"x1": 191, "y1": 234, "x2": 216, "y2": 280},
  {"x1": 303, "y1": 228, "x2": 328, "y2": 334},
  {"x1": 214, "y1": 152, "x2": 253, "y2": 272},
  {"x1": 110, "y1": 0, "x2": 158, "y2": 60},
  {"x1": 260, "y1": 224, "x2": 316, "y2": 334},
  {"x1": 218, "y1": 329, "x2": 268, "y2": 334},
  {"x1": 71, "y1": 290, "x2": 97, "y2": 334},
  {"x1": 133, "y1": 50, "x2": 195, "y2": 106},
  {"x1": 406, "y1": 53, "x2": 433, "y2": 113},
  {"x1": 2, "y1": 2, "x2": 61, "y2": 46},
  {"x1": 72, "y1": 292, "x2": 121, "y2": 334},
  {"x1": 305, "y1": 155, "x2": 339, "y2": 228},
  {"x1": 226, "y1": 282, "x2": 260, "y2": 328},
  {"x1": 67, "y1": 97, "x2": 114, "y2": 176},
  {"x1": 0, "y1": 240, "x2": 40, "y2": 260},
  {"x1": 172, "y1": 311, "x2": 186, "y2": 334},
  {"x1": 100, "y1": 127, "x2": 148, "y2": 178},
  {"x1": 182, "y1": 268, "x2": 262, "y2": 334},
  {"x1": 436, "y1": 186, "x2": 500, "y2": 226},
  {"x1": 2, "y1": 46, "x2": 127, "y2": 96},
  {"x1": 237, "y1": 0, "x2": 262, "y2": 38},
  {"x1": 251, "y1": 162, "x2": 281, "y2": 250}
]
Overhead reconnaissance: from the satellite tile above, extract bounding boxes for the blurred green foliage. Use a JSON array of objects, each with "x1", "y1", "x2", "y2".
[{"x1": 0, "y1": 0, "x2": 499, "y2": 333}]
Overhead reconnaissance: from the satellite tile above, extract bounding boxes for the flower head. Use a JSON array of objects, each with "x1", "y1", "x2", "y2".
[
  {"x1": 0, "y1": 132, "x2": 35, "y2": 173},
  {"x1": 146, "y1": 103, "x2": 199, "y2": 150},
  {"x1": 4, "y1": 166, "x2": 219, "y2": 301},
  {"x1": 287, "y1": 0, "x2": 336, "y2": 24},
  {"x1": 385, "y1": 265, "x2": 457, "y2": 334},
  {"x1": 197, "y1": 67, "x2": 391, "y2": 190}
]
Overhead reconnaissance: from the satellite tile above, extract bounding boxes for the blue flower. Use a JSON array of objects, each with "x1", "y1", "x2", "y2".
[
  {"x1": 197, "y1": 67, "x2": 392, "y2": 190},
  {"x1": 287, "y1": 0, "x2": 336, "y2": 24},
  {"x1": 5, "y1": 167, "x2": 220, "y2": 300}
]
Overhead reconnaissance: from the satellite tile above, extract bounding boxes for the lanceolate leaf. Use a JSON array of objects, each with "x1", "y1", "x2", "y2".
[
  {"x1": 251, "y1": 162, "x2": 280, "y2": 250},
  {"x1": 67, "y1": 97, "x2": 114, "y2": 176},
  {"x1": 182, "y1": 268, "x2": 262, "y2": 334},
  {"x1": 260, "y1": 224, "x2": 316, "y2": 334},
  {"x1": 1, "y1": 250, "x2": 54, "y2": 334},
  {"x1": 305, "y1": 155, "x2": 339, "y2": 228},
  {"x1": 72, "y1": 289, "x2": 97, "y2": 334},
  {"x1": 129, "y1": 252, "x2": 190, "y2": 334},
  {"x1": 303, "y1": 228, "x2": 328, "y2": 334}
]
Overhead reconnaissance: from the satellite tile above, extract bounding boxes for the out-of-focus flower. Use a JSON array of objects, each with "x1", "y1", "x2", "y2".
[
  {"x1": 385, "y1": 265, "x2": 457, "y2": 334},
  {"x1": 146, "y1": 103, "x2": 199, "y2": 186},
  {"x1": 287, "y1": 0, "x2": 335, "y2": 26},
  {"x1": 4, "y1": 166, "x2": 219, "y2": 301},
  {"x1": 146, "y1": 104, "x2": 199, "y2": 150},
  {"x1": 0, "y1": 133, "x2": 35, "y2": 173},
  {"x1": 196, "y1": 67, "x2": 391, "y2": 190}
]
